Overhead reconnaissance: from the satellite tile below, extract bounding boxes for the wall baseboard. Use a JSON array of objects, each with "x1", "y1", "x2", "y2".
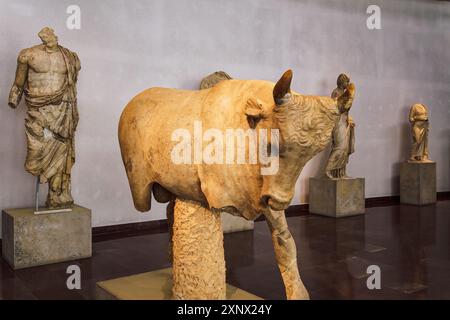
[
  {"x1": 92, "y1": 219, "x2": 169, "y2": 242},
  {"x1": 92, "y1": 192, "x2": 449, "y2": 242},
  {"x1": 1, "y1": 193, "x2": 449, "y2": 245}
]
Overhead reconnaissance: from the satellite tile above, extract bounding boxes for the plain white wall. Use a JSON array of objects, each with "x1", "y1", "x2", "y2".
[{"x1": 0, "y1": 0, "x2": 449, "y2": 236}]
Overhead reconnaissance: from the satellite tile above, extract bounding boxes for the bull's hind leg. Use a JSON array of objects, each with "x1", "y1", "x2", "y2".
[
  {"x1": 171, "y1": 198, "x2": 226, "y2": 299},
  {"x1": 265, "y1": 209, "x2": 309, "y2": 300}
]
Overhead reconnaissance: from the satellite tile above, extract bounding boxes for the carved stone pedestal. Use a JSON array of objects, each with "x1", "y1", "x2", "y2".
[
  {"x1": 1, "y1": 204, "x2": 91, "y2": 269},
  {"x1": 400, "y1": 162, "x2": 436, "y2": 205},
  {"x1": 309, "y1": 177, "x2": 365, "y2": 218},
  {"x1": 172, "y1": 198, "x2": 226, "y2": 299}
]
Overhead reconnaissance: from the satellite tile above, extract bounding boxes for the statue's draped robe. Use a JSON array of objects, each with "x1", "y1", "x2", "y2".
[
  {"x1": 23, "y1": 46, "x2": 79, "y2": 190},
  {"x1": 409, "y1": 104, "x2": 429, "y2": 160},
  {"x1": 325, "y1": 112, "x2": 355, "y2": 178}
]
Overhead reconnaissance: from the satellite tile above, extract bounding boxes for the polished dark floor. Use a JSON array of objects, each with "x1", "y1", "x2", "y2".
[{"x1": 1, "y1": 201, "x2": 449, "y2": 300}]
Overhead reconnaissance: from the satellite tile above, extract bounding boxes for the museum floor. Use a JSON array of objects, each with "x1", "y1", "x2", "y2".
[{"x1": 0, "y1": 201, "x2": 449, "y2": 300}]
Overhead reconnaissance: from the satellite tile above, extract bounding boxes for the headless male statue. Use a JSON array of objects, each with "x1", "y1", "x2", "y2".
[
  {"x1": 325, "y1": 74, "x2": 355, "y2": 179},
  {"x1": 8, "y1": 27, "x2": 81, "y2": 208}
]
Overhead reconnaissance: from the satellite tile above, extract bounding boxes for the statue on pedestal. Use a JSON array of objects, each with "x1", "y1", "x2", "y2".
[
  {"x1": 325, "y1": 74, "x2": 356, "y2": 179},
  {"x1": 8, "y1": 27, "x2": 81, "y2": 208},
  {"x1": 119, "y1": 69, "x2": 356, "y2": 299},
  {"x1": 408, "y1": 103, "x2": 431, "y2": 163}
]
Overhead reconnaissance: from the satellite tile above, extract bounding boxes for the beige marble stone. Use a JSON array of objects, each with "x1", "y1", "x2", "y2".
[
  {"x1": 200, "y1": 71, "x2": 254, "y2": 234},
  {"x1": 172, "y1": 198, "x2": 226, "y2": 299},
  {"x1": 118, "y1": 69, "x2": 356, "y2": 299},
  {"x1": 7, "y1": 27, "x2": 81, "y2": 208},
  {"x1": 1, "y1": 204, "x2": 91, "y2": 269},
  {"x1": 325, "y1": 74, "x2": 356, "y2": 179},
  {"x1": 96, "y1": 268, "x2": 261, "y2": 300},
  {"x1": 408, "y1": 103, "x2": 431, "y2": 163}
]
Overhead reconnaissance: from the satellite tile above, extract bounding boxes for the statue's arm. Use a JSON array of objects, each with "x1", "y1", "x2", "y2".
[
  {"x1": 73, "y1": 51, "x2": 81, "y2": 72},
  {"x1": 336, "y1": 83, "x2": 355, "y2": 113},
  {"x1": 8, "y1": 49, "x2": 29, "y2": 108}
]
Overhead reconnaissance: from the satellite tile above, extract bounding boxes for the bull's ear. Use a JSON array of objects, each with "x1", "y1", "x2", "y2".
[
  {"x1": 337, "y1": 83, "x2": 356, "y2": 113},
  {"x1": 245, "y1": 97, "x2": 265, "y2": 128},
  {"x1": 273, "y1": 69, "x2": 293, "y2": 106}
]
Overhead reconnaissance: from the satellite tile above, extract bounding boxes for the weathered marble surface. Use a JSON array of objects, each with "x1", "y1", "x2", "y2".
[
  {"x1": 325, "y1": 74, "x2": 356, "y2": 179},
  {"x1": 309, "y1": 177, "x2": 365, "y2": 217},
  {"x1": 171, "y1": 198, "x2": 226, "y2": 299},
  {"x1": 2, "y1": 204, "x2": 91, "y2": 269},
  {"x1": 119, "y1": 69, "x2": 355, "y2": 299},
  {"x1": 400, "y1": 162, "x2": 436, "y2": 205},
  {"x1": 199, "y1": 71, "x2": 232, "y2": 90},
  {"x1": 7, "y1": 27, "x2": 81, "y2": 208},
  {"x1": 199, "y1": 71, "x2": 253, "y2": 234},
  {"x1": 408, "y1": 103, "x2": 431, "y2": 163}
]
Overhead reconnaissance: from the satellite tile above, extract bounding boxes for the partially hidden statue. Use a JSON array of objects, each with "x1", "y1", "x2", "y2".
[
  {"x1": 8, "y1": 27, "x2": 81, "y2": 208},
  {"x1": 199, "y1": 71, "x2": 232, "y2": 90},
  {"x1": 118, "y1": 70, "x2": 355, "y2": 299},
  {"x1": 325, "y1": 73, "x2": 355, "y2": 179},
  {"x1": 408, "y1": 103, "x2": 431, "y2": 163}
]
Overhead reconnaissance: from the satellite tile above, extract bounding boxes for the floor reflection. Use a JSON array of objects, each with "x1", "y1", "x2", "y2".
[{"x1": 0, "y1": 201, "x2": 449, "y2": 299}]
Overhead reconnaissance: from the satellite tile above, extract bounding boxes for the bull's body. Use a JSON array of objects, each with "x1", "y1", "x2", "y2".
[
  {"x1": 119, "y1": 79, "x2": 341, "y2": 219},
  {"x1": 118, "y1": 71, "x2": 355, "y2": 299}
]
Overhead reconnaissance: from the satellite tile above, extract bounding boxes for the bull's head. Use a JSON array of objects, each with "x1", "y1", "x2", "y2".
[{"x1": 258, "y1": 70, "x2": 355, "y2": 211}]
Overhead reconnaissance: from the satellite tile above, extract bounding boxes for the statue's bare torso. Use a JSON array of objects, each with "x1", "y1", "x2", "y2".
[{"x1": 22, "y1": 45, "x2": 68, "y2": 95}]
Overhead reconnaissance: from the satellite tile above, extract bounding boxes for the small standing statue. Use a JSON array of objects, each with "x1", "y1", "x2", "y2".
[
  {"x1": 8, "y1": 27, "x2": 81, "y2": 209},
  {"x1": 325, "y1": 74, "x2": 355, "y2": 179},
  {"x1": 408, "y1": 103, "x2": 431, "y2": 163}
]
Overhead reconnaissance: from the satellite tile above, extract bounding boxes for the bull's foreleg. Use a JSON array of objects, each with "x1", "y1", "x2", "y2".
[{"x1": 265, "y1": 209, "x2": 309, "y2": 300}]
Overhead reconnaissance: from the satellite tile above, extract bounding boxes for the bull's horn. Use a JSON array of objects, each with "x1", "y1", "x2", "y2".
[{"x1": 273, "y1": 69, "x2": 293, "y2": 106}]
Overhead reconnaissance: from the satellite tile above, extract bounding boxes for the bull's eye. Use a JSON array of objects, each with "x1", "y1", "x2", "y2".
[{"x1": 247, "y1": 115, "x2": 260, "y2": 129}]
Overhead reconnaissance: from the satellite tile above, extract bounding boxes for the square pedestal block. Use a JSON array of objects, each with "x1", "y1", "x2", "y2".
[
  {"x1": 2, "y1": 204, "x2": 92, "y2": 269},
  {"x1": 96, "y1": 268, "x2": 261, "y2": 300},
  {"x1": 309, "y1": 177, "x2": 365, "y2": 218},
  {"x1": 221, "y1": 212, "x2": 254, "y2": 233},
  {"x1": 400, "y1": 162, "x2": 436, "y2": 205}
]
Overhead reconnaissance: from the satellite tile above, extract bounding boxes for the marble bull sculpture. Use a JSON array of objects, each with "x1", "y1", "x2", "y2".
[{"x1": 118, "y1": 70, "x2": 355, "y2": 299}]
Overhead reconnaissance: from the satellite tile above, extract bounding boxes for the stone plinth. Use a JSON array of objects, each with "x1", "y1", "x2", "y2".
[
  {"x1": 1, "y1": 204, "x2": 92, "y2": 269},
  {"x1": 400, "y1": 162, "x2": 436, "y2": 205},
  {"x1": 96, "y1": 268, "x2": 261, "y2": 300},
  {"x1": 221, "y1": 212, "x2": 254, "y2": 233},
  {"x1": 309, "y1": 177, "x2": 365, "y2": 218}
]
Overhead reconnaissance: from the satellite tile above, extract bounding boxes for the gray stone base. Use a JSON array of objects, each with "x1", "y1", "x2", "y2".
[
  {"x1": 2, "y1": 204, "x2": 92, "y2": 269},
  {"x1": 400, "y1": 162, "x2": 436, "y2": 205},
  {"x1": 309, "y1": 177, "x2": 365, "y2": 218},
  {"x1": 221, "y1": 212, "x2": 254, "y2": 233}
]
